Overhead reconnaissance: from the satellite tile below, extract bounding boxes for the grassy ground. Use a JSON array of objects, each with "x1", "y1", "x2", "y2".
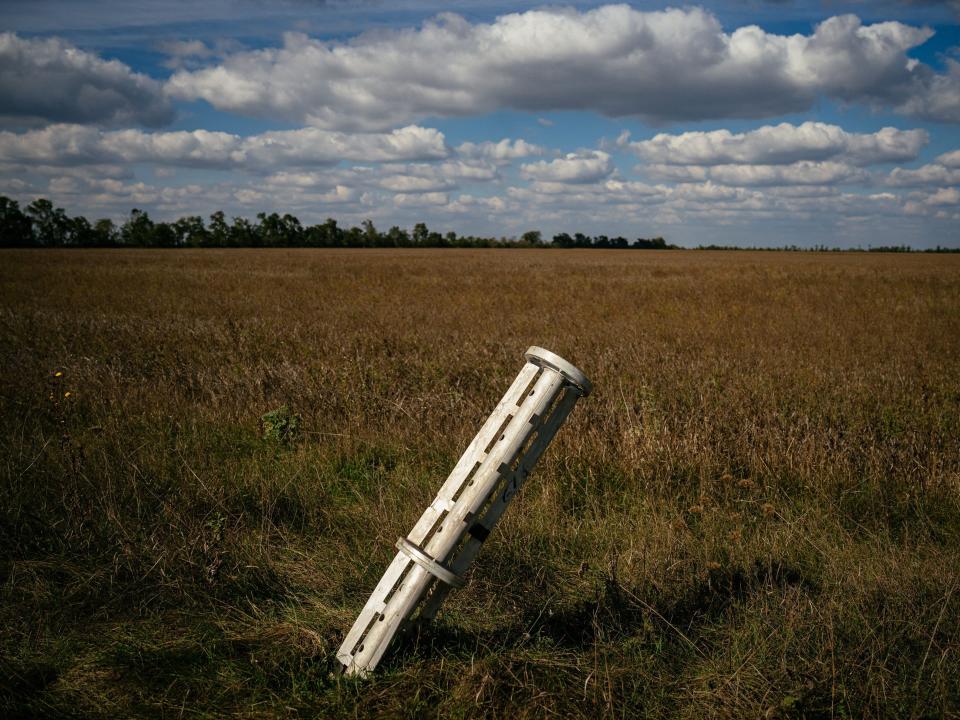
[{"x1": 1, "y1": 248, "x2": 959, "y2": 718}]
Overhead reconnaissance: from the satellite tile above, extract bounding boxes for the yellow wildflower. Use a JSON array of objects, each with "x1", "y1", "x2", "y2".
[
  {"x1": 64, "y1": 391, "x2": 72, "y2": 398},
  {"x1": 54, "y1": 370, "x2": 63, "y2": 378}
]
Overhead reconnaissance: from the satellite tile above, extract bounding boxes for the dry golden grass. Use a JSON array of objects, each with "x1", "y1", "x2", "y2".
[{"x1": 2, "y1": 248, "x2": 959, "y2": 718}]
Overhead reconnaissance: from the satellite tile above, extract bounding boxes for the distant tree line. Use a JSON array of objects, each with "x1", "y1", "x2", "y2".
[
  {"x1": 695, "y1": 243, "x2": 959, "y2": 253},
  {"x1": 0, "y1": 195, "x2": 680, "y2": 250},
  {"x1": 548, "y1": 232, "x2": 678, "y2": 249},
  {"x1": 0, "y1": 196, "x2": 523, "y2": 249},
  {"x1": 1, "y1": 195, "x2": 957, "y2": 252}
]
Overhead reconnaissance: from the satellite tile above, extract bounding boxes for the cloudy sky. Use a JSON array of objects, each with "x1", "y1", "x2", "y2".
[{"x1": 2, "y1": 0, "x2": 959, "y2": 247}]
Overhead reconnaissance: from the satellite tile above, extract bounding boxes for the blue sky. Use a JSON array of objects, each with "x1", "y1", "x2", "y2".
[{"x1": 1, "y1": 0, "x2": 959, "y2": 247}]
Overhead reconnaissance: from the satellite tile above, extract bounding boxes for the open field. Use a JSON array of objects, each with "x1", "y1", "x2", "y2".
[{"x1": 2, "y1": 248, "x2": 959, "y2": 718}]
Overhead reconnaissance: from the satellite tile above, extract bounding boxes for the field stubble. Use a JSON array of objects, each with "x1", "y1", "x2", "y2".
[{"x1": 1, "y1": 248, "x2": 959, "y2": 718}]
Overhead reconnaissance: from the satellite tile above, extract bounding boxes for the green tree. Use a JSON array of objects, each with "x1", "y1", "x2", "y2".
[
  {"x1": 26, "y1": 198, "x2": 70, "y2": 246},
  {"x1": 0, "y1": 196, "x2": 34, "y2": 247},
  {"x1": 385, "y1": 225, "x2": 409, "y2": 247},
  {"x1": 281, "y1": 214, "x2": 303, "y2": 246},
  {"x1": 153, "y1": 222, "x2": 177, "y2": 248},
  {"x1": 230, "y1": 216, "x2": 258, "y2": 247},
  {"x1": 67, "y1": 216, "x2": 97, "y2": 247},
  {"x1": 361, "y1": 219, "x2": 380, "y2": 247},
  {"x1": 344, "y1": 226, "x2": 363, "y2": 247},
  {"x1": 412, "y1": 222, "x2": 429, "y2": 247},
  {"x1": 93, "y1": 218, "x2": 118, "y2": 246},
  {"x1": 323, "y1": 218, "x2": 342, "y2": 247},
  {"x1": 254, "y1": 212, "x2": 302, "y2": 247},
  {"x1": 521, "y1": 230, "x2": 542, "y2": 245},
  {"x1": 174, "y1": 216, "x2": 207, "y2": 247},
  {"x1": 633, "y1": 237, "x2": 669, "y2": 249},
  {"x1": 306, "y1": 218, "x2": 342, "y2": 247},
  {"x1": 256, "y1": 212, "x2": 283, "y2": 247},
  {"x1": 208, "y1": 211, "x2": 229, "y2": 247},
  {"x1": 120, "y1": 208, "x2": 155, "y2": 246}
]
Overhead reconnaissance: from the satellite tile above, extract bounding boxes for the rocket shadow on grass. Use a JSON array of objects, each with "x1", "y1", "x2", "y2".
[{"x1": 388, "y1": 558, "x2": 817, "y2": 662}]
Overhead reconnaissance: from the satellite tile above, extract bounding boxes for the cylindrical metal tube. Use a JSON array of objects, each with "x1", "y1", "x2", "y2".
[{"x1": 336, "y1": 347, "x2": 590, "y2": 676}]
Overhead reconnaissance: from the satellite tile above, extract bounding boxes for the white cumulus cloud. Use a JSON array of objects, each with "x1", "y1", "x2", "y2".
[
  {"x1": 0, "y1": 32, "x2": 173, "y2": 127},
  {"x1": 456, "y1": 138, "x2": 544, "y2": 163},
  {"x1": 887, "y1": 162, "x2": 960, "y2": 186},
  {"x1": 626, "y1": 122, "x2": 928, "y2": 166},
  {"x1": 375, "y1": 160, "x2": 500, "y2": 194},
  {"x1": 393, "y1": 191, "x2": 449, "y2": 207},
  {"x1": 380, "y1": 174, "x2": 456, "y2": 194},
  {"x1": 0, "y1": 123, "x2": 449, "y2": 169},
  {"x1": 521, "y1": 150, "x2": 613, "y2": 184},
  {"x1": 895, "y1": 58, "x2": 960, "y2": 123},
  {"x1": 164, "y1": 7, "x2": 958, "y2": 130},
  {"x1": 926, "y1": 187, "x2": 960, "y2": 205},
  {"x1": 936, "y1": 149, "x2": 960, "y2": 168},
  {"x1": 646, "y1": 160, "x2": 870, "y2": 186}
]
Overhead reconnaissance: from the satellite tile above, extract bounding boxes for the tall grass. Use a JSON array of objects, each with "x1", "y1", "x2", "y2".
[{"x1": 2, "y1": 248, "x2": 959, "y2": 718}]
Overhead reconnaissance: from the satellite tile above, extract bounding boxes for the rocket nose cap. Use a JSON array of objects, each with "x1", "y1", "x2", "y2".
[{"x1": 524, "y1": 346, "x2": 592, "y2": 397}]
